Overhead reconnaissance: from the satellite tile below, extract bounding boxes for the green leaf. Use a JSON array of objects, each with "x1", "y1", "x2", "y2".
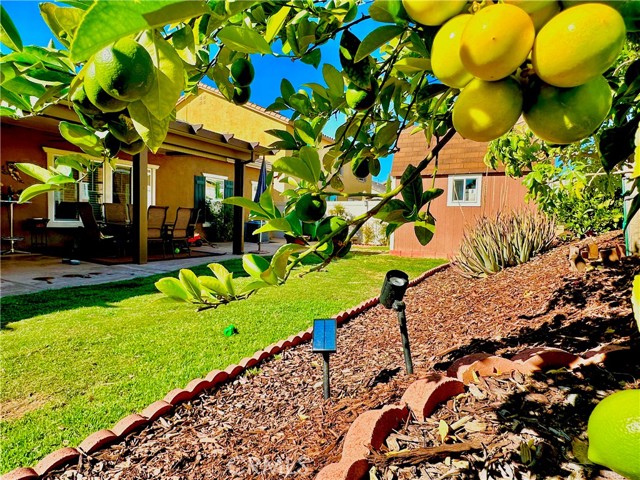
[
  {"x1": 179, "y1": 269, "x2": 202, "y2": 301},
  {"x1": 199, "y1": 276, "x2": 228, "y2": 296},
  {"x1": 18, "y1": 183, "x2": 61, "y2": 203},
  {"x1": 274, "y1": 156, "x2": 316, "y2": 184},
  {"x1": 301, "y1": 49, "x2": 321, "y2": 68},
  {"x1": 299, "y1": 146, "x2": 321, "y2": 183},
  {"x1": 47, "y1": 174, "x2": 77, "y2": 185},
  {"x1": 55, "y1": 154, "x2": 92, "y2": 171},
  {"x1": 0, "y1": 4, "x2": 23, "y2": 51},
  {"x1": 242, "y1": 254, "x2": 270, "y2": 280},
  {"x1": 139, "y1": 30, "x2": 185, "y2": 120},
  {"x1": 239, "y1": 280, "x2": 270, "y2": 294},
  {"x1": 217, "y1": 25, "x2": 271, "y2": 54},
  {"x1": 368, "y1": 0, "x2": 408, "y2": 23},
  {"x1": 265, "y1": 5, "x2": 290, "y2": 43},
  {"x1": 374, "y1": 120, "x2": 400, "y2": 150},
  {"x1": 394, "y1": 57, "x2": 432, "y2": 74},
  {"x1": 599, "y1": 118, "x2": 639, "y2": 173},
  {"x1": 15, "y1": 163, "x2": 54, "y2": 183},
  {"x1": 254, "y1": 218, "x2": 292, "y2": 234},
  {"x1": 208, "y1": 262, "x2": 235, "y2": 296},
  {"x1": 128, "y1": 100, "x2": 170, "y2": 153},
  {"x1": 221, "y1": 196, "x2": 269, "y2": 218},
  {"x1": 270, "y1": 243, "x2": 304, "y2": 279},
  {"x1": 323, "y1": 63, "x2": 344, "y2": 97},
  {"x1": 401, "y1": 165, "x2": 423, "y2": 209},
  {"x1": 414, "y1": 214, "x2": 436, "y2": 246},
  {"x1": 39, "y1": 3, "x2": 83, "y2": 48},
  {"x1": 266, "y1": 129, "x2": 298, "y2": 149},
  {"x1": 421, "y1": 188, "x2": 444, "y2": 206},
  {"x1": 59, "y1": 121, "x2": 103, "y2": 157},
  {"x1": 294, "y1": 119, "x2": 316, "y2": 145},
  {"x1": 171, "y1": 24, "x2": 196, "y2": 65},
  {"x1": 355, "y1": 26, "x2": 404, "y2": 63},
  {"x1": 374, "y1": 199, "x2": 409, "y2": 223},
  {"x1": 280, "y1": 78, "x2": 295, "y2": 102},
  {"x1": 70, "y1": 0, "x2": 209, "y2": 61},
  {"x1": 155, "y1": 277, "x2": 190, "y2": 302}
]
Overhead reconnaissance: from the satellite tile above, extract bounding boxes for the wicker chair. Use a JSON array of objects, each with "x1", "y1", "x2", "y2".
[
  {"x1": 147, "y1": 205, "x2": 168, "y2": 258},
  {"x1": 166, "y1": 207, "x2": 194, "y2": 257},
  {"x1": 76, "y1": 202, "x2": 119, "y2": 257}
]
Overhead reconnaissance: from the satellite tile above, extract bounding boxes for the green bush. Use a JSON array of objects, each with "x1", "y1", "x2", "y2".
[
  {"x1": 204, "y1": 200, "x2": 233, "y2": 241},
  {"x1": 453, "y1": 210, "x2": 556, "y2": 278}
]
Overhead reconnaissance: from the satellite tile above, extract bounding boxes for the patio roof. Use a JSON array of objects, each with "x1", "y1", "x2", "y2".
[{"x1": 2, "y1": 103, "x2": 279, "y2": 263}]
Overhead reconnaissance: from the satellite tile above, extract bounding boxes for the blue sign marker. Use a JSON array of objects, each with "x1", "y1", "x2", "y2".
[{"x1": 312, "y1": 318, "x2": 337, "y2": 353}]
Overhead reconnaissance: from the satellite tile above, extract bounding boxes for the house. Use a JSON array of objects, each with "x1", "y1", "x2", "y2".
[
  {"x1": 390, "y1": 130, "x2": 531, "y2": 258},
  {"x1": 176, "y1": 84, "x2": 372, "y2": 200},
  {"x1": 0, "y1": 103, "x2": 274, "y2": 261}
]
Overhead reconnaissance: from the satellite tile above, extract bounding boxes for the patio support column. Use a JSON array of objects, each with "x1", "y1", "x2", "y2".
[
  {"x1": 232, "y1": 155, "x2": 247, "y2": 255},
  {"x1": 132, "y1": 149, "x2": 148, "y2": 264}
]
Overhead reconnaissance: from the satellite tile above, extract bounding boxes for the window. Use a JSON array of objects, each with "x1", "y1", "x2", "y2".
[
  {"x1": 44, "y1": 148, "x2": 158, "y2": 227},
  {"x1": 447, "y1": 175, "x2": 482, "y2": 207},
  {"x1": 203, "y1": 173, "x2": 227, "y2": 225}
]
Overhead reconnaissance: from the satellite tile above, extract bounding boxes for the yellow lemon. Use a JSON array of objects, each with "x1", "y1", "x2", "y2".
[
  {"x1": 588, "y1": 389, "x2": 640, "y2": 480},
  {"x1": 452, "y1": 77, "x2": 523, "y2": 142},
  {"x1": 523, "y1": 75, "x2": 612, "y2": 144},
  {"x1": 431, "y1": 14, "x2": 473, "y2": 88},
  {"x1": 532, "y1": 3, "x2": 626, "y2": 87},
  {"x1": 460, "y1": 4, "x2": 535, "y2": 81},
  {"x1": 506, "y1": 0, "x2": 561, "y2": 31},
  {"x1": 402, "y1": 0, "x2": 467, "y2": 26}
]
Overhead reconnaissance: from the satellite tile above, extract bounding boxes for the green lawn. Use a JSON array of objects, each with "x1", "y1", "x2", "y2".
[{"x1": 0, "y1": 253, "x2": 444, "y2": 473}]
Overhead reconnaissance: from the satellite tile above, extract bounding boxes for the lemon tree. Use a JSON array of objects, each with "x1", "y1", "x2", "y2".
[{"x1": 0, "y1": 0, "x2": 638, "y2": 306}]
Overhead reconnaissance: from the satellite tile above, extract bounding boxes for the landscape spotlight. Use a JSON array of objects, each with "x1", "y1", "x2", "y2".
[{"x1": 380, "y1": 270, "x2": 413, "y2": 374}]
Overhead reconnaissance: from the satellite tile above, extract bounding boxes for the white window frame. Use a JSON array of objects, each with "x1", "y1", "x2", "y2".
[
  {"x1": 447, "y1": 174, "x2": 482, "y2": 207},
  {"x1": 44, "y1": 147, "x2": 159, "y2": 227}
]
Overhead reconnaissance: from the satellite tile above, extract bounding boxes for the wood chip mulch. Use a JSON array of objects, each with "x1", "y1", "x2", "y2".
[{"x1": 46, "y1": 231, "x2": 640, "y2": 480}]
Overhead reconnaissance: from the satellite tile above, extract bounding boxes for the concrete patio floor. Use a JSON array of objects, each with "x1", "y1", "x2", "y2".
[{"x1": 0, "y1": 240, "x2": 283, "y2": 297}]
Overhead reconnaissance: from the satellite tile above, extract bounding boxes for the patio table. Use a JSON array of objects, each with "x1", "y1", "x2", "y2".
[{"x1": 1, "y1": 200, "x2": 30, "y2": 255}]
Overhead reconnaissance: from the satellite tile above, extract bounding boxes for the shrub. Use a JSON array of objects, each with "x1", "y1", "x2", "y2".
[
  {"x1": 453, "y1": 210, "x2": 556, "y2": 278},
  {"x1": 204, "y1": 200, "x2": 234, "y2": 241}
]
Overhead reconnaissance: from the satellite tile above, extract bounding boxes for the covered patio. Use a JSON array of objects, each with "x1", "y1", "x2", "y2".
[{"x1": 0, "y1": 104, "x2": 276, "y2": 264}]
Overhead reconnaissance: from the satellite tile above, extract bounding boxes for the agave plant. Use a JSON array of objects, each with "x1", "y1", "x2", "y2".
[{"x1": 453, "y1": 210, "x2": 556, "y2": 278}]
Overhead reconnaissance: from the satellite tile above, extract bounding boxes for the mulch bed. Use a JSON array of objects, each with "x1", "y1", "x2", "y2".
[{"x1": 46, "y1": 231, "x2": 640, "y2": 479}]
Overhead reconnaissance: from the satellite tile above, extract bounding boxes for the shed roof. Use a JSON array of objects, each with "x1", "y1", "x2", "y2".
[{"x1": 392, "y1": 129, "x2": 500, "y2": 177}]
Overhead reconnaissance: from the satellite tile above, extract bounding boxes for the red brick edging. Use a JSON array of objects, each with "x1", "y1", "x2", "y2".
[
  {"x1": 1, "y1": 264, "x2": 451, "y2": 480},
  {"x1": 315, "y1": 344, "x2": 629, "y2": 480}
]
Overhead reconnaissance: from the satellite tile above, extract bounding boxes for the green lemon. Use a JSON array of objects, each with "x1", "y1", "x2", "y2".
[
  {"x1": 316, "y1": 216, "x2": 349, "y2": 243},
  {"x1": 524, "y1": 75, "x2": 612, "y2": 144},
  {"x1": 295, "y1": 193, "x2": 327, "y2": 224},
  {"x1": 232, "y1": 85, "x2": 251, "y2": 105},
  {"x1": 230, "y1": 58, "x2": 255, "y2": 87},
  {"x1": 93, "y1": 38, "x2": 155, "y2": 101},
  {"x1": 452, "y1": 77, "x2": 523, "y2": 142},
  {"x1": 532, "y1": 3, "x2": 626, "y2": 87},
  {"x1": 431, "y1": 14, "x2": 473, "y2": 89},
  {"x1": 84, "y1": 62, "x2": 130, "y2": 113},
  {"x1": 353, "y1": 158, "x2": 370, "y2": 179},
  {"x1": 588, "y1": 389, "x2": 640, "y2": 479},
  {"x1": 71, "y1": 85, "x2": 102, "y2": 116},
  {"x1": 120, "y1": 138, "x2": 146, "y2": 155},
  {"x1": 108, "y1": 114, "x2": 141, "y2": 144}
]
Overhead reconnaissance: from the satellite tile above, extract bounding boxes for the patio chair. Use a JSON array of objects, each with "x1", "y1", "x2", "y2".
[
  {"x1": 147, "y1": 205, "x2": 168, "y2": 258},
  {"x1": 165, "y1": 207, "x2": 193, "y2": 257},
  {"x1": 103, "y1": 203, "x2": 130, "y2": 241},
  {"x1": 76, "y1": 202, "x2": 119, "y2": 257}
]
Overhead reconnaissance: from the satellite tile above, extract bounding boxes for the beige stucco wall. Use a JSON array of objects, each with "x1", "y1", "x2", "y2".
[{"x1": 176, "y1": 87, "x2": 372, "y2": 197}]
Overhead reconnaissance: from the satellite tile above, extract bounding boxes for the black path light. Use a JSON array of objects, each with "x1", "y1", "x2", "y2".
[
  {"x1": 312, "y1": 318, "x2": 337, "y2": 399},
  {"x1": 380, "y1": 270, "x2": 413, "y2": 374}
]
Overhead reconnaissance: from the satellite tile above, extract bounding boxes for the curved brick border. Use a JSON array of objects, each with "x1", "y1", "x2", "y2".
[
  {"x1": 315, "y1": 343, "x2": 628, "y2": 480},
  {"x1": 1, "y1": 264, "x2": 451, "y2": 480}
]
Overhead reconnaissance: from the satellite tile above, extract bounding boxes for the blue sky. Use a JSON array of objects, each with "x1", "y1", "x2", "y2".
[{"x1": 2, "y1": 1, "x2": 393, "y2": 182}]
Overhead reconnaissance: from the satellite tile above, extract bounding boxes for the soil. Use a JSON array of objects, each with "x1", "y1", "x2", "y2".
[{"x1": 47, "y1": 231, "x2": 640, "y2": 480}]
